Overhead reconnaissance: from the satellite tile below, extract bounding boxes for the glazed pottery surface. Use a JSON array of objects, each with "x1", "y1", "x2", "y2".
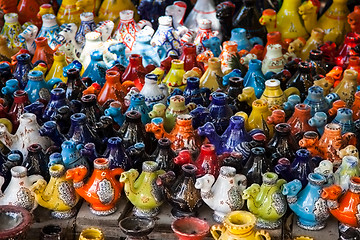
[
  {"x1": 195, "y1": 166, "x2": 246, "y2": 222},
  {"x1": 120, "y1": 161, "x2": 165, "y2": 217},
  {"x1": 243, "y1": 172, "x2": 287, "y2": 229},
  {"x1": 79, "y1": 228, "x2": 104, "y2": 240},
  {"x1": 31, "y1": 164, "x2": 80, "y2": 219},
  {"x1": 322, "y1": 177, "x2": 360, "y2": 228},
  {"x1": 119, "y1": 216, "x2": 155, "y2": 240},
  {"x1": 158, "y1": 164, "x2": 203, "y2": 218},
  {"x1": 0, "y1": 166, "x2": 42, "y2": 212},
  {"x1": 66, "y1": 158, "x2": 123, "y2": 216},
  {"x1": 282, "y1": 173, "x2": 330, "y2": 230},
  {"x1": 172, "y1": 217, "x2": 210, "y2": 240},
  {"x1": 210, "y1": 210, "x2": 271, "y2": 240},
  {"x1": 0, "y1": 205, "x2": 32, "y2": 240}
]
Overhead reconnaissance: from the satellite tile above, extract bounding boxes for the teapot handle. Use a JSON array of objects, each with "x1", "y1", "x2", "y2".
[
  {"x1": 234, "y1": 174, "x2": 247, "y2": 191},
  {"x1": 342, "y1": 132, "x2": 357, "y2": 147},
  {"x1": 28, "y1": 174, "x2": 44, "y2": 184},
  {"x1": 255, "y1": 230, "x2": 271, "y2": 240},
  {"x1": 210, "y1": 224, "x2": 225, "y2": 240},
  {"x1": 111, "y1": 168, "x2": 125, "y2": 180}
]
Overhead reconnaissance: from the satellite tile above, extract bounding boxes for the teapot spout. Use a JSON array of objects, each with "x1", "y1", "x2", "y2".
[{"x1": 47, "y1": 78, "x2": 62, "y2": 88}]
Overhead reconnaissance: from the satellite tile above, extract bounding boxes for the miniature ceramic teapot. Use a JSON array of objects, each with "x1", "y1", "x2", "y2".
[
  {"x1": 31, "y1": 164, "x2": 80, "y2": 219},
  {"x1": 146, "y1": 115, "x2": 201, "y2": 156},
  {"x1": 262, "y1": 44, "x2": 290, "y2": 75},
  {"x1": 0, "y1": 113, "x2": 52, "y2": 158},
  {"x1": 0, "y1": 166, "x2": 43, "y2": 211},
  {"x1": 243, "y1": 172, "x2": 287, "y2": 229},
  {"x1": 282, "y1": 173, "x2": 330, "y2": 230},
  {"x1": 318, "y1": 123, "x2": 357, "y2": 166},
  {"x1": 120, "y1": 161, "x2": 165, "y2": 217},
  {"x1": 148, "y1": 95, "x2": 196, "y2": 132},
  {"x1": 210, "y1": 211, "x2": 271, "y2": 240},
  {"x1": 260, "y1": 79, "x2": 300, "y2": 109},
  {"x1": 197, "y1": 115, "x2": 254, "y2": 155},
  {"x1": 24, "y1": 70, "x2": 62, "y2": 103},
  {"x1": 131, "y1": 35, "x2": 166, "y2": 67},
  {"x1": 334, "y1": 156, "x2": 360, "y2": 191},
  {"x1": 321, "y1": 177, "x2": 360, "y2": 228},
  {"x1": 18, "y1": 24, "x2": 38, "y2": 55},
  {"x1": 157, "y1": 164, "x2": 203, "y2": 218},
  {"x1": 66, "y1": 158, "x2": 123, "y2": 216},
  {"x1": 195, "y1": 166, "x2": 246, "y2": 222}
]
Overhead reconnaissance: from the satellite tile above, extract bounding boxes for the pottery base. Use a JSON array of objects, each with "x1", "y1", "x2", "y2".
[
  {"x1": 171, "y1": 208, "x2": 197, "y2": 219},
  {"x1": 133, "y1": 207, "x2": 160, "y2": 218},
  {"x1": 296, "y1": 218, "x2": 326, "y2": 231},
  {"x1": 90, "y1": 206, "x2": 117, "y2": 216},
  {"x1": 51, "y1": 208, "x2": 77, "y2": 219},
  {"x1": 256, "y1": 218, "x2": 282, "y2": 229},
  {"x1": 213, "y1": 211, "x2": 226, "y2": 223}
]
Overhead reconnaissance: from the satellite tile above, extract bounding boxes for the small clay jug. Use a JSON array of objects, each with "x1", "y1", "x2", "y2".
[
  {"x1": 122, "y1": 54, "x2": 147, "y2": 91},
  {"x1": 287, "y1": 104, "x2": 316, "y2": 140},
  {"x1": 119, "y1": 111, "x2": 150, "y2": 151},
  {"x1": 347, "y1": 56, "x2": 360, "y2": 85},
  {"x1": 200, "y1": 57, "x2": 224, "y2": 91},
  {"x1": 98, "y1": 70, "x2": 132, "y2": 107},
  {"x1": 66, "y1": 158, "x2": 124, "y2": 216},
  {"x1": 286, "y1": 61, "x2": 314, "y2": 101},
  {"x1": 242, "y1": 147, "x2": 271, "y2": 185},
  {"x1": 332, "y1": 69, "x2": 358, "y2": 107},
  {"x1": 65, "y1": 68, "x2": 86, "y2": 101},
  {"x1": 157, "y1": 164, "x2": 202, "y2": 218},
  {"x1": 195, "y1": 144, "x2": 220, "y2": 178},
  {"x1": 205, "y1": 92, "x2": 233, "y2": 135},
  {"x1": 318, "y1": 123, "x2": 357, "y2": 166},
  {"x1": 267, "y1": 123, "x2": 299, "y2": 164},
  {"x1": 260, "y1": 79, "x2": 300, "y2": 110},
  {"x1": 32, "y1": 37, "x2": 55, "y2": 69},
  {"x1": 150, "y1": 138, "x2": 176, "y2": 172}
]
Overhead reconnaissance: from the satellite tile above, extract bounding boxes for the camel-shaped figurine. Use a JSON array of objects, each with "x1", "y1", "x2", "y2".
[
  {"x1": 32, "y1": 164, "x2": 80, "y2": 219},
  {"x1": 348, "y1": 6, "x2": 360, "y2": 34},
  {"x1": 243, "y1": 173, "x2": 287, "y2": 229},
  {"x1": 120, "y1": 162, "x2": 165, "y2": 217},
  {"x1": 321, "y1": 178, "x2": 360, "y2": 228},
  {"x1": 298, "y1": 0, "x2": 351, "y2": 45},
  {"x1": 57, "y1": 23, "x2": 81, "y2": 63},
  {"x1": 195, "y1": 167, "x2": 246, "y2": 222},
  {"x1": 299, "y1": 131, "x2": 324, "y2": 157},
  {"x1": 18, "y1": 24, "x2": 38, "y2": 55},
  {"x1": 259, "y1": 7, "x2": 308, "y2": 40},
  {"x1": 282, "y1": 173, "x2": 330, "y2": 230},
  {"x1": 66, "y1": 158, "x2": 124, "y2": 216}
]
